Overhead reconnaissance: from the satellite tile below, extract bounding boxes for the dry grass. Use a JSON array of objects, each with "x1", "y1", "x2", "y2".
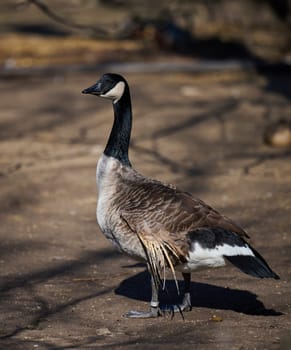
[{"x1": 0, "y1": 34, "x2": 143, "y2": 67}]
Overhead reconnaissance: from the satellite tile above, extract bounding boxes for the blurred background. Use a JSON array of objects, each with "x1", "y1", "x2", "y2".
[
  {"x1": 1, "y1": 1, "x2": 291, "y2": 349},
  {"x1": 0, "y1": 0, "x2": 291, "y2": 69}
]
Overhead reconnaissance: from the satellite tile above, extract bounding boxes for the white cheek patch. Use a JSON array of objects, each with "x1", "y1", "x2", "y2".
[{"x1": 101, "y1": 81, "x2": 125, "y2": 103}]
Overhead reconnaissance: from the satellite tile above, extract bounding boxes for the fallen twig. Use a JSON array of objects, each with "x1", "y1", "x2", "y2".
[{"x1": 27, "y1": 0, "x2": 108, "y2": 38}]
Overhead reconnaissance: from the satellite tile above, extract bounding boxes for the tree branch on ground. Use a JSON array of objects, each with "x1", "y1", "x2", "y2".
[{"x1": 26, "y1": 0, "x2": 109, "y2": 38}]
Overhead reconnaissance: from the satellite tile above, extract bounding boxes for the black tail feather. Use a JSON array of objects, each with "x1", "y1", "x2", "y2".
[{"x1": 225, "y1": 247, "x2": 279, "y2": 280}]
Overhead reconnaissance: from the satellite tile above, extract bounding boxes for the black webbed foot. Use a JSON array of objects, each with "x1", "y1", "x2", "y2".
[
  {"x1": 125, "y1": 293, "x2": 192, "y2": 318},
  {"x1": 160, "y1": 292, "x2": 192, "y2": 315}
]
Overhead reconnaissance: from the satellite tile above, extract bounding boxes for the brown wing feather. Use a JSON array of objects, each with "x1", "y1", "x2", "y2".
[
  {"x1": 118, "y1": 176, "x2": 249, "y2": 241},
  {"x1": 118, "y1": 175, "x2": 249, "y2": 290}
]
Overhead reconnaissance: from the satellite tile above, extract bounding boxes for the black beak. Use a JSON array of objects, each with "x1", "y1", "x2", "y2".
[{"x1": 82, "y1": 81, "x2": 102, "y2": 95}]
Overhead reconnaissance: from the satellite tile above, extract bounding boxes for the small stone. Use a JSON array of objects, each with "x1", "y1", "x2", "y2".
[
  {"x1": 210, "y1": 315, "x2": 223, "y2": 322},
  {"x1": 96, "y1": 327, "x2": 112, "y2": 336}
]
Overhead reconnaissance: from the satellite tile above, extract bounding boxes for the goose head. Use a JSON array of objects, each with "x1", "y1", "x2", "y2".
[
  {"x1": 82, "y1": 73, "x2": 132, "y2": 166},
  {"x1": 82, "y1": 73, "x2": 126, "y2": 104}
]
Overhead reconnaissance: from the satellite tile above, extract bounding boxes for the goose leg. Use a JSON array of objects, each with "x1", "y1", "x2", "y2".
[
  {"x1": 125, "y1": 273, "x2": 192, "y2": 318},
  {"x1": 160, "y1": 272, "x2": 192, "y2": 313},
  {"x1": 180, "y1": 272, "x2": 192, "y2": 311},
  {"x1": 125, "y1": 274, "x2": 161, "y2": 318}
]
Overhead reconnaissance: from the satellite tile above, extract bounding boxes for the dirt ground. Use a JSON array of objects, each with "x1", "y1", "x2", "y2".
[{"x1": 0, "y1": 69, "x2": 291, "y2": 350}]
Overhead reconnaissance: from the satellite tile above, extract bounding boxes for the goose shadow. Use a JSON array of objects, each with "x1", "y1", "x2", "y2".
[{"x1": 115, "y1": 270, "x2": 281, "y2": 316}]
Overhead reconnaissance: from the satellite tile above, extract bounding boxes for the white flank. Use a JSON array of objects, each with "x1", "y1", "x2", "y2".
[
  {"x1": 101, "y1": 81, "x2": 125, "y2": 103},
  {"x1": 96, "y1": 155, "x2": 118, "y2": 232},
  {"x1": 178, "y1": 241, "x2": 254, "y2": 272}
]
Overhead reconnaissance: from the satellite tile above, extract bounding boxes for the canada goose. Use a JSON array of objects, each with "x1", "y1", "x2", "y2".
[{"x1": 82, "y1": 73, "x2": 279, "y2": 318}]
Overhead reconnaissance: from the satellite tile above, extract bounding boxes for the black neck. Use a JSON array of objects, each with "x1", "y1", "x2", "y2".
[{"x1": 104, "y1": 85, "x2": 132, "y2": 166}]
